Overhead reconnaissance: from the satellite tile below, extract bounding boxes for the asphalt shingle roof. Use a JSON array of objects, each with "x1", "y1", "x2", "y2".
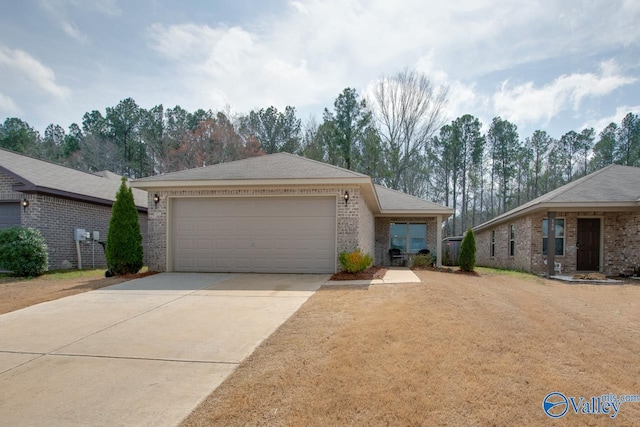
[
  {"x1": 475, "y1": 164, "x2": 640, "y2": 230},
  {"x1": 375, "y1": 185, "x2": 453, "y2": 213},
  {"x1": 133, "y1": 152, "x2": 452, "y2": 215},
  {"x1": 135, "y1": 152, "x2": 369, "y2": 182},
  {"x1": 0, "y1": 148, "x2": 147, "y2": 208}
]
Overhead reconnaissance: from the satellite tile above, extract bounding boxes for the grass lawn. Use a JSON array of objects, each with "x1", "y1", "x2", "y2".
[
  {"x1": 182, "y1": 268, "x2": 640, "y2": 426},
  {"x1": 0, "y1": 268, "x2": 153, "y2": 315}
]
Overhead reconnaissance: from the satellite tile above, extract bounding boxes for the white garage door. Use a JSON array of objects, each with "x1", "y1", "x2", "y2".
[{"x1": 172, "y1": 197, "x2": 336, "y2": 273}]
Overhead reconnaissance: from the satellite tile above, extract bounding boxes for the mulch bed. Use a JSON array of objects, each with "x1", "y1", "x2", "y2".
[
  {"x1": 330, "y1": 266, "x2": 387, "y2": 281},
  {"x1": 412, "y1": 265, "x2": 481, "y2": 276}
]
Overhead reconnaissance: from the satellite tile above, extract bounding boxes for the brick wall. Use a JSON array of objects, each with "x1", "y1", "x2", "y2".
[
  {"x1": 478, "y1": 210, "x2": 640, "y2": 276},
  {"x1": 0, "y1": 171, "x2": 19, "y2": 193},
  {"x1": 358, "y1": 194, "x2": 375, "y2": 259},
  {"x1": 0, "y1": 171, "x2": 22, "y2": 201},
  {"x1": 146, "y1": 186, "x2": 370, "y2": 272},
  {"x1": 603, "y1": 211, "x2": 640, "y2": 276},
  {"x1": 20, "y1": 194, "x2": 148, "y2": 270},
  {"x1": 374, "y1": 217, "x2": 437, "y2": 266},
  {"x1": 0, "y1": 171, "x2": 148, "y2": 271},
  {"x1": 476, "y1": 216, "x2": 532, "y2": 271}
]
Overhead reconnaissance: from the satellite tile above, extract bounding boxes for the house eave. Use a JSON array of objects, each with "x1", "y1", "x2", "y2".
[
  {"x1": 376, "y1": 209, "x2": 454, "y2": 217},
  {"x1": 131, "y1": 177, "x2": 373, "y2": 189},
  {"x1": 15, "y1": 184, "x2": 148, "y2": 213},
  {"x1": 130, "y1": 177, "x2": 457, "y2": 216},
  {"x1": 473, "y1": 201, "x2": 640, "y2": 233}
]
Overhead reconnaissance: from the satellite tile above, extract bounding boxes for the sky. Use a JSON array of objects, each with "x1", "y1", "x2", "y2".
[{"x1": 1, "y1": 0, "x2": 639, "y2": 140}]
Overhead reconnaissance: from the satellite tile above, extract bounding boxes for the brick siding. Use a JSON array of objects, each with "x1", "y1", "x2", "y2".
[
  {"x1": 146, "y1": 186, "x2": 375, "y2": 272},
  {"x1": 20, "y1": 194, "x2": 148, "y2": 270},
  {"x1": 0, "y1": 171, "x2": 148, "y2": 271},
  {"x1": 477, "y1": 210, "x2": 640, "y2": 276},
  {"x1": 476, "y1": 216, "x2": 532, "y2": 271}
]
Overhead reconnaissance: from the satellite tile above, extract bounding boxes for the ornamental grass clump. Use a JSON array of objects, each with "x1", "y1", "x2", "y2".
[{"x1": 338, "y1": 249, "x2": 373, "y2": 273}]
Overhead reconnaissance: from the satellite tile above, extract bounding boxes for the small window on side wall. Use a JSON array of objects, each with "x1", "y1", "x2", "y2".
[
  {"x1": 509, "y1": 224, "x2": 515, "y2": 256},
  {"x1": 490, "y1": 230, "x2": 495, "y2": 257}
]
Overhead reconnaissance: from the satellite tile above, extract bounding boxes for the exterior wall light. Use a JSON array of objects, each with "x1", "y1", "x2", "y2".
[
  {"x1": 153, "y1": 194, "x2": 160, "y2": 207},
  {"x1": 344, "y1": 191, "x2": 349, "y2": 205},
  {"x1": 22, "y1": 198, "x2": 29, "y2": 212}
]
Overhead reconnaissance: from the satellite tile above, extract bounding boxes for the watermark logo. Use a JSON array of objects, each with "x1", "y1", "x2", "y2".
[
  {"x1": 543, "y1": 392, "x2": 569, "y2": 418},
  {"x1": 543, "y1": 391, "x2": 639, "y2": 419}
]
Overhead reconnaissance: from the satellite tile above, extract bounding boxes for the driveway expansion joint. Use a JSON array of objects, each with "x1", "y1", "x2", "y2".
[{"x1": 49, "y1": 353, "x2": 240, "y2": 365}]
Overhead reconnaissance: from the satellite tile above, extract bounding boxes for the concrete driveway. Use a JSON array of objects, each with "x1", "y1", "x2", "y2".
[{"x1": 0, "y1": 273, "x2": 327, "y2": 426}]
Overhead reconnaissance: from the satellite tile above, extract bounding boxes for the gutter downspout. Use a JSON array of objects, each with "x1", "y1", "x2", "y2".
[
  {"x1": 436, "y1": 215, "x2": 443, "y2": 268},
  {"x1": 547, "y1": 212, "x2": 556, "y2": 278}
]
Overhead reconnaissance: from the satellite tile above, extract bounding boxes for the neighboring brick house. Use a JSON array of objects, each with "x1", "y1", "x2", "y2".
[
  {"x1": 0, "y1": 148, "x2": 148, "y2": 270},
  {"x1": 132, "y1": 153, "x2": 453, "y2": 273},
  {"x1": 474, "y1": 164, "x2": 640, "y2": 277}
]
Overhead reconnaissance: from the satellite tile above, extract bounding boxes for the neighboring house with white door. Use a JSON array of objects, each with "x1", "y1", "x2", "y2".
[
  {"x1": 132, "y1": 153, "x2": 453, "y2": 273},
  {"x1": 0, "y1": 148, "x2": 148, "y2": 270},
  {"x1": 474, "y1": 164, "x2": 640, "y2": 276}
]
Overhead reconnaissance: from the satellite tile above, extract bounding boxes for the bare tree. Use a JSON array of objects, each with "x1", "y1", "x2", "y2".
[{"x1": 370, "y1": 69, "x2": 448, "y2": 195}]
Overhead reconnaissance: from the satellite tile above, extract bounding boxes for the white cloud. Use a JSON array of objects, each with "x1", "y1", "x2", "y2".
[
  {"x1": 144, "y1": 0, "x2": 640, "y2": 120},
  {"x1": 60, "y1": 21, "x2": 88, "y2": 43},
  {"x1": 492, "y1": 61, "x2": 636, "y2": 125},
  {"x1": 0, "y1": 92, "x2": 22, "y2": 116},
  {"x1": 0, "y1": 47, "x2": 70, "y2": 99},
  {"x1": 39, "y1": 0, "x2": 121, "y2": 42},
  {"x1": 581, "y1": 105, "x2": 640, "y2": 135},
  {"x1": 147, "y1": 20, "x2": 342, "y2": 112}
]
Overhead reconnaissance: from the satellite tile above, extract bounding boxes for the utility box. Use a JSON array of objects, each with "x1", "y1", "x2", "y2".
[
  {"x1": 93, "y1": 231, "x2": 100, "y2": 241},
  {"x1": 74, "y1": 228, "x2": 86, "y2": 241}
]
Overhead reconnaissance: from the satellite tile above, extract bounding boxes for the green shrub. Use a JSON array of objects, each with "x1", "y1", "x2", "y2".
[
  {"x1": 106, "y1": 177, "x2": 143, "y2": 275},
  {"x1": 411, "y1": 253, "x2": 433, "y2": 267},
  {"x1": 338, "y1": 249, "x2": 373, "y2": 273},
  {"x1": 459, "y1": 228, "x2": 476, "y2": 272},
  {"x1": 0, "y1": 226, "x2": 49, "y2": 277}
]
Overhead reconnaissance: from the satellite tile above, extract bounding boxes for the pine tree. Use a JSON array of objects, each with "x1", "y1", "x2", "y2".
[
  {"x1": 106, "y1": 177, "x2": 143, "y2": 275},
  {"x1": 459, "y1": 228, "x2": 476, "y2": 272}
]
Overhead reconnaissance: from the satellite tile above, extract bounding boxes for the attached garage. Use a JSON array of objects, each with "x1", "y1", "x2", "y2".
[{"x1": 171, "y1": 196, "x2": 337, "y2": 273}]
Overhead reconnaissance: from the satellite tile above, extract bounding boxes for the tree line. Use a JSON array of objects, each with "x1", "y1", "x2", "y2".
[{"x1": 1, "y1": 70, "x2": 639, "y2": 237}]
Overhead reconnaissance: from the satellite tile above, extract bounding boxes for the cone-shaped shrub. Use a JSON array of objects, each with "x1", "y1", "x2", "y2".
[
  {"x1": 459, "y1": 227, "x2": 476, "y2": 272},
  {"x1": 106, "y1": 177, "x2": 143, "y2": 275}
]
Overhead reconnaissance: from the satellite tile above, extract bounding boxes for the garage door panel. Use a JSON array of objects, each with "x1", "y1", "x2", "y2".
[{"x1": 172, "y1": 197, "x2": 336, "y2": 273}]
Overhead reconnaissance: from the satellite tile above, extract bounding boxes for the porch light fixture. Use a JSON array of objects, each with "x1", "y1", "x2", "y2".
[
  {"x1": 153, "y1": 194, "x2": 160, "y2": 207},
  {"x1": 22, "y1": 198, "x2": 29, "y2": 212},
  {"x1": 343, "y1": 191, "x2": 349, "y2": 205}
]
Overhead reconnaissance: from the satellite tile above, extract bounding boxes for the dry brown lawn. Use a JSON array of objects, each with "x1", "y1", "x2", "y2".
[
  {"x1": 182, "y1": 269, "x2": 640, "y2": 426},
  {"x1": 0, "y1": 269, "x2": 154, "y2": 315}
]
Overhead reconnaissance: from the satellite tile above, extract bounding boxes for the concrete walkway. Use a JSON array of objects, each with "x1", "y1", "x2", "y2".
[
  {"x1": 325, "y1": 267, "x2": 421, "y2": 286},
  {"x1": 0, "y1": 273, "x2": 327, "y2": 426}
]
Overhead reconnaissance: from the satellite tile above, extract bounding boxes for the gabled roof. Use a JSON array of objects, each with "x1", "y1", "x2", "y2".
[
  {"x1": 134, "y1": 152, "x2": 369, "y2": 182},
  {"x1": 375, "y1": 185, "x2": 454, "y2": 215},
  {"x1": 132, "y1": 152, "x2": 453, "y2": 217},
  {"x1": 474, "y1": 164, "x2": 640, "y2": 232},
  {"x1": 0, "y1": 148, "x2": 147, "y2": 209}
]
